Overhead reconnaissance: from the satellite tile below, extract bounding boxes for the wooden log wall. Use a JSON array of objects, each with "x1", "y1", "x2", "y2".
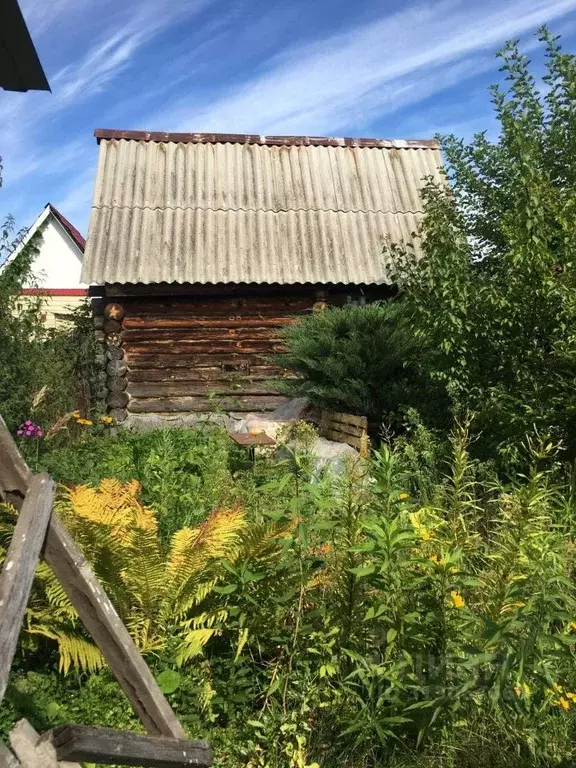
[{"x1": 106, "y1": 291, "x2": 323, "y2": 416}]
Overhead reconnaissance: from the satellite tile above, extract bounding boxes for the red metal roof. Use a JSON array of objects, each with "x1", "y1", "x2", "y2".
[
  {"x1": 48, "y1": 204, "x2": 86, "y2": 252},
  {"x1": 94, "y1": 128, "x2": 439, "y2": 150}
]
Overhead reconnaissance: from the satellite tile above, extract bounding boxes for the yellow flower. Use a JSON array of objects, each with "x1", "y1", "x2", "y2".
[
  {"x1": 449, "y1": 566, "x2": 459, "y2": 574},
  {"x1": 450, "y1": 591, "x2": 465, "y2": 608},
  {"x1": 558, "y1": 697, "x2": 570, "y2": 711},
  {"x1": 71, "y1": 410, "x2": 80, "y2": 418},
  {"x1": 398, "y1": 493, "x2": 409, "y2": 501},
  {"x1": 429, "y1": 554, "x2": 440, "y2": 564},
  {"x1": 570, "y1": 622, "x2": 576, "y2": 631},
  {"x1": 554, "y1": 683, "x2": 564, "y2": 692},
  {"x1": 99, "y1": 415, "x2": 114, "y2": 424},
  {"x1": 566, "y1": 692, "x2": 576, "y2": 702},
  {"x1": 76, "y1": 418, "x2": 93, "y2": 426},
  {"x1": 420, "y1": 528, "x2": 432, "y2": 541}
]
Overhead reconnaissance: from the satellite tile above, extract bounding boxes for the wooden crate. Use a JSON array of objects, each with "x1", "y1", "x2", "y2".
[{"x1": 319, "y1": 410, "x2": 368, "y2": 452}]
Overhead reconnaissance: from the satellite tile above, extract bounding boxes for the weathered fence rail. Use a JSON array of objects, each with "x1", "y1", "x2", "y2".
[{"x1": 0, "y1": 415, "x2": 212, "y2": 767}]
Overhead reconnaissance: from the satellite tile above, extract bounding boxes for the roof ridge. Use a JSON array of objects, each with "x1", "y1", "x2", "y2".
[
  {"x1": 94, "y1": 128, "x2": 439, "y2": 150},
  {"x1": 48, "y1": 203, "x2": 86, "y2": 252}
]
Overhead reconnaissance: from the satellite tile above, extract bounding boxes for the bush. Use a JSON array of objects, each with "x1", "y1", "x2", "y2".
[
  {"x1": 0, "y1": 232, "x2": 99, "y2": 431},
  {"x1": 273, "y1": 302, "x2": 447, "y2": 429},
  {"x1": 392, "y1": 29, "x2": 576, "y2": 468}
]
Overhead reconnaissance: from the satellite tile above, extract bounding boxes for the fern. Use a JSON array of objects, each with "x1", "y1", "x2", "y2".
[{"x1": 25, "y1": 481, "x2": 255, "y2": 672}]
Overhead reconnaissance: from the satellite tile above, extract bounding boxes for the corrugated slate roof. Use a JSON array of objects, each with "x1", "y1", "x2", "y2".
[{"x1": 82, "y1": 130, "x2": 442, "y2": 286}]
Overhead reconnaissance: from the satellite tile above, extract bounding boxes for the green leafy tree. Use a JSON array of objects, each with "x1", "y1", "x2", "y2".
[{"x1": 392, "y1": 29, "x2": 576, "y2": 466}]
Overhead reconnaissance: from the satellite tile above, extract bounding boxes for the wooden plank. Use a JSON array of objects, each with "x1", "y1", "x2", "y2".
[
  {"x1": 129, "y1": 365, "x2": 284, "y2": 382},
  {"x1": 42, "y1": 514, "x2": 186, "y2": 740},
  {"x1": 0, "y1": 416, "x2": 32, "y2": 505},
  {"x1": 320, "y1": 418, "x2": 364, "y2": 438},
  {"x1": 127, "y1": 381, "x2": 276, "y2": 398},
  {"x1": 230, "y1": 433, "x2": 275, "y2": 447},
  {"x1": 328, "y1": 411, "x2": 368, "y2": 429},
  {"x1": 128, "y1": 395, "x2": 287, "y2": 414},
  {"x1": 9, "y1": 719, "x2": 81, "y2": 768},
  {"x1": 124, "y1": 341, "x2": 284, "y2": 355},
  {"x1": 48, "y1": 725, "x2": 212, "y2": 768},
  {"x1": 321, "y1": 428, "x2": 362, "y2": 450},
  {"x1": 127, "y1": 353, "x2": 270, "y2": 369},
  {"x1": 0, "y1": 740, "x2": 20, "y2": 768},
  {"x1": 123, "y1": 316, "x2": 297, "y2": 330},
  {"x1": 122, "y1": 327, "x2": 280, "y2": 342},
  {"x1": 0, "y1": 474, "x2": 54, "y2": 702}
]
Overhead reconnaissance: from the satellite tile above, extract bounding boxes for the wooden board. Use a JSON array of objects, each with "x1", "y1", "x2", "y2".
[
  {"x1": 127, "y1": 381, "x2": 276, "y2": 398},
  {"x1": 319, "y1": 410, "x2": 368, "y2": 451},
  {"x1": 0, "y1": 740, "x2": 19, "y2": 768},
  {"x1": 230, "y1": 432, "x2": 275, "y2": 446},
  {"x1": 129, "y1": 365, "x2": 284, "y2": 382},
  {"x1": 123, "y1": 316, "x2": 297, "y2": 330},
  {"x1": 128, "y1": 395, "x2": 287, "y2": 414},
  {"x1": 124, "y1": 341, "x2": 284, "y2": 355},
  {"x1": 127, "y1": 353, "x2": 271, "y2": 369},
  {"x1": 0, "y1": 417, "x2": 32, "y2": 506},
  {"x1": 0, "y1": 475, "x2": 54, "y2": 702},
  {"x1": 48, "y1": 725, "x2": 212, "y2": 767},
  {"x1": 43, "y1": 514, "x2": 186, "y2": 739},
  {"x1": 122, "y1": 327, "x2": 280, "y2": 342}
]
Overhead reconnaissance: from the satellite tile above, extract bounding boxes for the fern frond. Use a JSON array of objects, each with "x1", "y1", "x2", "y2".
[
  {"x1": 175, "y1": 628, "x2": 222, "y2": 664},
  {"x1": 168, "y1": 505, "x2": 246, "y2": 576}
]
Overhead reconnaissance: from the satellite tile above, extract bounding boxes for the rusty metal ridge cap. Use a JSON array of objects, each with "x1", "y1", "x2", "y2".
[{"x1": 94, "y1": 129, "x2": 439, "y2": 150}]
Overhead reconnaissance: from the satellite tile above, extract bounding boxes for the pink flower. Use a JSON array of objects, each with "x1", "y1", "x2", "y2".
[{"x1": 16, "y1": 429, "x2": 24, "y2": 436}]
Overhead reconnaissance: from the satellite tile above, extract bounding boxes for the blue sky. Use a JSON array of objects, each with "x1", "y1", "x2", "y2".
[{"x1": 2, "y1": 0, "x2": 576, "y2": 237}]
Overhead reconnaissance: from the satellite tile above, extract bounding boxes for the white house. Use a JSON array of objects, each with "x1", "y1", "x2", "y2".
[{"x1": 11, "y1": 203, "x2": 87, "y2": 327}]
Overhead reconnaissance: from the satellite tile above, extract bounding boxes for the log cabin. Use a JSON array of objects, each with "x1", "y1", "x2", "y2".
[{"x1": 81, "y1": 129, "x2": 442, "y2": 423}]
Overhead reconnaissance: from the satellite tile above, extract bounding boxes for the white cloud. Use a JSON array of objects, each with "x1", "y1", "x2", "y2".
[{"x1": 159, "y1": 0, "x2": 576, "y2": 134}]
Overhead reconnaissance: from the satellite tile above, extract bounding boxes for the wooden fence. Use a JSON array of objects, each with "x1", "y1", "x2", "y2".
[{"x1": 0, "y1": 416, "x2": 212, "y2": 768}]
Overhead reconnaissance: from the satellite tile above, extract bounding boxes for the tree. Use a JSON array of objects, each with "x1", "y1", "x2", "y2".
[
  {"x1": 273, "y1": 302, "x2": 447, "y2": 429},
  {"x1": 392, "y1": 29, "x2": 576, "y2": 467}
]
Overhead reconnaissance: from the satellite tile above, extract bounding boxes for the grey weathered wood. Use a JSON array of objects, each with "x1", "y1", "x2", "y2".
[
  {"x1": 0, "y1": 417, "x2": 32, "y2": 505},
  {"x1": 107, "y1": 359, "x2": 127, "y2": 377},
  {"x1": 92, "y1": 315, "x2": 105, "y2": 330},
  {"x1": 0, "y1": 740, "x2": 20, "y2": 768},
  {"x1": 107, "y1": 390, "x2": 129, "y2": 408},
  {"x1": 94, "y1": 330, "x2": 105, "y2": 343},
  {"x1": 106, "y1": 345, "x2": 125, "y2": 361},
  {"x1": 104, "y1": 319, "x2": 122, "y2": 333},
  {"x1": 48, "y1": 725, "x2": 211, "y2": 767},
  {"x1": 108, "y1": 376, "x2": 128, "y2": 392},
  {"x1": 109, "y1": 407, "x2": 128, "y2": 423},
  {"x1": 0, "y1": 474, "x2": 54, "y2": 702},
  {"x1": 42, "y1": 514, "x2": 185, "y2": 739},
  {"x1": 9, "y1": 719, "x2": 81, "y2": 768}
]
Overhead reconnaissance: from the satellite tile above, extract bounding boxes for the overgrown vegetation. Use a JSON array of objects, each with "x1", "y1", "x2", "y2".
[
  {"x1": 3, "y1": 424, "x2": 576, "y2": 767},
  {"x1": 0, "y1": 234, "x2": 100, "y2": 431}
]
